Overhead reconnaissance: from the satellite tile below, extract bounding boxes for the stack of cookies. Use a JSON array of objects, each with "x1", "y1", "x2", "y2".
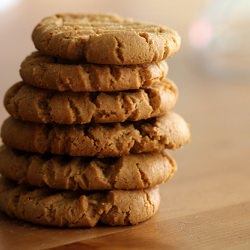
[{"x1": 0, "y1": 14, "x2": 190, "y2": 227}]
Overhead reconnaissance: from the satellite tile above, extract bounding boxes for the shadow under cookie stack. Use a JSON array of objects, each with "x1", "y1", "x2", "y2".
[{"x1": 0, "y1": 14, "x2": 190, "y2": 227}]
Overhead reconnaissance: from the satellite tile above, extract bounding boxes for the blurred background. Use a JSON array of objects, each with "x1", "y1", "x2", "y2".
[{"x1": 0, "y1": 0, "x2": 249, "y2": 221}]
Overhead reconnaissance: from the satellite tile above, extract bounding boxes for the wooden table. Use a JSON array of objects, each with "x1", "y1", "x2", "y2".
[{"x1": 0, "y1": 1, "x2": 250, "y2": 249}]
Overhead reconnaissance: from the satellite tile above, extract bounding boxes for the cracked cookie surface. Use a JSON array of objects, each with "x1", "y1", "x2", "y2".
[
  {"x1": 4, "y1": 80, "x2": 177, "y2": 124},
  {"x1": 32, "y1": 13, "x2": 181, "y2": 64},
  {"x1": 0, "y1": 178, "x2": 160, "y2": 227},
  {"x1": 0, "y1": 146, "x2": 176, "y2": 190},
  {"x1": 1, "y1": 112, "x2": 190, "y2": 157},
  {"x1": 20, "y1": 52, "x2": 168, "y2": 92}
]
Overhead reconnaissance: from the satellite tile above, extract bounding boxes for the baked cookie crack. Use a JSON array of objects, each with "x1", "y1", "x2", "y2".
[{"x1": 114, "y1": 36, "x2": 124, "y2": 64}]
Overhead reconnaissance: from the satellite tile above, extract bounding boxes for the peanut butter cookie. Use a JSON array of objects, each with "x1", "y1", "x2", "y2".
[
  {"x1": 0, "y1": 146, "x2": 176, "y2": 190},
  {"x1": 1, "y1": 112, "x2": 190, "y2": 157},
  {"x1": 32, "y1": 13, "x2": 181, "y2": 64},
  {"x1": 4, "y1": 80, "x2": 177, "y2": 124},
  {"x1": 0, "y1": 178, "x2": 160, "y2": 227},
  {"x1": 20, "y1": 52, "x2": 168, "y2": 92}
]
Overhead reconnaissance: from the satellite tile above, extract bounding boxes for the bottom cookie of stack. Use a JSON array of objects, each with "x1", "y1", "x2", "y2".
[
  {"x1": 0, "y1": 178, "x2": 160, "y2": 227},
  {"x1": 0, "y1": 147, "x2": 177, "y2": 227}
]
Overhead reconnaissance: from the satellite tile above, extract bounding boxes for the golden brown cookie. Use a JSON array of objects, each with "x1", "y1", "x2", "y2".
[
  {"x1": 1, "y1": 112, "x2": 190, "y2": 157},
  {"x1": 32, "y1": 13, "x2": 181, "y2": 64},
  {"x1": 4, "y1": 80, "x2": 177, "y2": 124},
  {"x1": 20, "y1": 52, "x2": 168, "y2": 92},
  {"x1": 0, "y1": 146, "x2": 176, "y2": 190},
  {"x1": 0, "y1": 178, "x2": 160, "y2": 227}
]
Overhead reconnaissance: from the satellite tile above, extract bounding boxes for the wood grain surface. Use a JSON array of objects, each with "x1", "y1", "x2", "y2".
[{"x1": 0, "y1": 1, "x2": 250, "y2": 249}]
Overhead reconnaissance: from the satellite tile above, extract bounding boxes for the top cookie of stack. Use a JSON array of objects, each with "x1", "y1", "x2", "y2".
[{"x1": 31, "y1": 13, "x2": 181, "y2": 64}]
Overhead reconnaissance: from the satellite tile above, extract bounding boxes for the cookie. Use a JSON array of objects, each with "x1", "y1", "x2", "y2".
[
  {"x1": 1, "y1": 112, "x2": 190, "y2": 157},
  {"x1": 0, "y1": 178, "x2": 160, "y2": 227},
  {"x1": 0, "y1": 146, "x2": 176, "y2": 190},
  {"x1": 4, "y1": 80, "x2": 177, "y2": 124},
  {"x1": 20, "y1": 52, "x2": 168, "y2": 92},
  {"x1": 32, "y1": 13, "x2": 181, "y2": 64}
]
